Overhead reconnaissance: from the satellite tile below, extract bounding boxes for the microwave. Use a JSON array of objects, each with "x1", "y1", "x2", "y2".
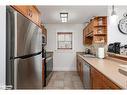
[{"x1": 42, "y1": 34, "x2": 46, "y2": 46}]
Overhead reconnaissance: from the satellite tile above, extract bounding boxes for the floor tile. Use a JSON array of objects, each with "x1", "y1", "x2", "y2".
[{"x1": 44, "y1": 71, "x2": 84, "y2": 89}]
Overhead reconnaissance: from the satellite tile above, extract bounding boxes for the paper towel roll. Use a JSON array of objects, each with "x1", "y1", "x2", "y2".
[{"x1": 98, "y1": 47, "x2": 105, "y2": 59}]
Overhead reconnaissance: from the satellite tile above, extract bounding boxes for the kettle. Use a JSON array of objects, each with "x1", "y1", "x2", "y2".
[
  {"x1": 85, "y1": 48, "x2": 91, "y2": 54},
  {"x1": 97, "y1": 47, "x2": 105, "y2": 59}
]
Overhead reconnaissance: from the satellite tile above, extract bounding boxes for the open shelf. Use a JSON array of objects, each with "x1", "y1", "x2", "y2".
[
  {"x1": 94, "y1": 25, "x2": 107, "y2": 27},
  {"x1": 86, "y1": 32, "x2": 93, "y2": 38},
  {"x1": 94, "y1": 33, "x2": 107, "y2": 36},
  {"x1": 83, "y1": 16, "x2": 107, "y2": 45}
]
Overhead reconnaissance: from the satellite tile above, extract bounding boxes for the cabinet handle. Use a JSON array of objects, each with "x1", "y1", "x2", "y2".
[{"x1": 27, "y1": 8, "x2": 33, "y2": 17}]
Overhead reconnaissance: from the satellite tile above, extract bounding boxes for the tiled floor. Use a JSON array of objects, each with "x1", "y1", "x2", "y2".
[{"x1": 44, "y1": 71, "x2": 84, "y2": 89}]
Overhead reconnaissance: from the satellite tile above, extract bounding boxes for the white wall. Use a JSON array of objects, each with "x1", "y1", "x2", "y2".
[
  {"x1": 108, "y1": 6, "x2": 127, "y2": 45},
  {"x1": 0, "y1": 6, "x2": 6, "y2": 89},
  {"x1": 45, "y1": 24, "x2": 84, "y2": 71}
]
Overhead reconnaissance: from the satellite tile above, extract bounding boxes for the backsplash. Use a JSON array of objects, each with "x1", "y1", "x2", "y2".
[{"x1": 84, "y1": 43, "x2": 107, "y2": 57}]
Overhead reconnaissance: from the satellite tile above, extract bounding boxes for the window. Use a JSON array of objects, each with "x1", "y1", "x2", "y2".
[{"x1": 57, "y1": 32, "x2": 72, "y2": 49}]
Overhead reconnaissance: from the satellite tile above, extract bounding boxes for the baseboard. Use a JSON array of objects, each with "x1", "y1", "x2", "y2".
[{"x1": 53, "y1": 67, "x2": 76, "y2": 71}]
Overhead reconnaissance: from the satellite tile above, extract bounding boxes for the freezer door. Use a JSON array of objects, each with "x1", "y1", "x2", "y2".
[
  {"x1": 16, "y1": 12, "x2": 42, "y2": 57},
  {"x1": 15, "y1": 54, "x2": 43, "y2": 89}
]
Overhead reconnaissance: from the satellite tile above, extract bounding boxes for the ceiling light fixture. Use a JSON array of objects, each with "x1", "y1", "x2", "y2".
[
  {"x1": 111, "y1": 5, "x2": 116, "y2": 16},
  {"x1": 110, "y1": 5, "x2": 117, "y2": 23},
  {"x1": 60, "y1": 13, "x2": 68, "y2": 22}
]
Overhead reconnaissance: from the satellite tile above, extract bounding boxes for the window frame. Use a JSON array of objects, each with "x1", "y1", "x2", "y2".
[{"x1": 57, "y1": 32, "x2": 73, "y2": 50}]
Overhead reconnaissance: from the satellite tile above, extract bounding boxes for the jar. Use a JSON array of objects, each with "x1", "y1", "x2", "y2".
[
  {"x1": 124, "y1": 45, "x2": 127, "y2": 56},
  {"x1": 120, "y1": 46, "x2": 125, "y2": 55},
  {"x1": 98, "y1": 18, "x2": 103, "y2": 26},
  {"x1": 98, "y1": 27, "x2": 102, "y2": 34}
]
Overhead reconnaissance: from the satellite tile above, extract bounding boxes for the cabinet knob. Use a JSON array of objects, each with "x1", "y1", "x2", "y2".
[{"x1": 27, "y1": 8, "x2": 33, "y2": 17}]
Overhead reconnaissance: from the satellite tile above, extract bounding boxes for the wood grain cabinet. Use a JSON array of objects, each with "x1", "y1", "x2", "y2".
[
  {"x1": 90, "y1": 67, "x2": 104, "y2": 89},
  {"x1": 12, "y1": 5, "x2": 41, "y2": 26},
  {"x1": 83, "y1": 16, "x2": 107, "y2": 45},
  {"x1": 77, "y1": 55, "x2": 121, "y2": 89},
  {"x1": 102, "y1": 75, "x2": 121, "y2": 89},
  {"x1": 77, "y1": 56, "x2": 83, "y2": 82},
  {"x1": 90, "y1": 67, "x2": 120, "y2": 89}
]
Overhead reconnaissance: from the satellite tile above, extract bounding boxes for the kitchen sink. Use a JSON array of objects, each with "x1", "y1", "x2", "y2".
[
  {"x1": 118, "y1": 65, "x2": 127, "y2": 77},
  {"x1": 83, "y1": 54, "x2": 96, "y2": 58}
]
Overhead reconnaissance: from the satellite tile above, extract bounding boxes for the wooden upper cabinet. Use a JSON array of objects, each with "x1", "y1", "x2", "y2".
[
  {"x1": 12, "y1": 5, "x2": 41, "y2": 27},
  {"x1": 83, "y1": 16, "x2": 107, "y2": 45}
]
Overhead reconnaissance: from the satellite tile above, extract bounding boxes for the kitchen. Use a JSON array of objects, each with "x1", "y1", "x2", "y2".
[{"x1": 0, "y1": 5, "x2": 127, "y2": 90}]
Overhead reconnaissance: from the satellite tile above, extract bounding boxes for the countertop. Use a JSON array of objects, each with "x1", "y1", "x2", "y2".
[{"x1": 78, "y1": 54, "x2": 127, "y2": 89}]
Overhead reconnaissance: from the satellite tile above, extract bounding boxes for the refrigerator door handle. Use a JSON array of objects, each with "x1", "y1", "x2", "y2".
[
  {"x1": 5, "y1": 85, "x2": 13, "y2": 90},
  {"x1": 12, "y1": 52, "x2": 42, "y2": 59}
]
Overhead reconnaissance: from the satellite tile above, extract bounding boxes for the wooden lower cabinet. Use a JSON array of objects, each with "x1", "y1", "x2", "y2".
[
  {"x1": 90, "y1": 67, "x2": 120, "y2": 89},
  {"x1": 77, "y1": 56, "x2": 83, "y2": 82},
  {"x1": 91, "y1": 67, "x2": 104, "y2": 89},
  {"x1": 103, "y1": 75, "x2": 120, "y2": 89},
  {"x1": 77, "y1": 55, "x2": 121, "y2": 89}
]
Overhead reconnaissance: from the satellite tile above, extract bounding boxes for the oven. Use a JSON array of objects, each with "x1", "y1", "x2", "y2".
[{"x1": 44, "y1": 52, "x2": 53, "y2": 86}]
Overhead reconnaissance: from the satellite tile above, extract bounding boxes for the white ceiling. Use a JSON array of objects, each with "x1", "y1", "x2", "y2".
[{"x1": 37, "y1": 6, "x2": 108, "y2": 24}]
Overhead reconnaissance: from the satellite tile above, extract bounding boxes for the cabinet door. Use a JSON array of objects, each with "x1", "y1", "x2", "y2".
[
  {"x1": 80, "y1": 62, "x2": 83, "y2": 82},
  {"x1": 77, "y1": 56, "x2": 80, "y2": 74},
  {"x1": 12, "y1": 6, "x2": 41, "y2": 26},
  {"x1": 29, "y1": 6, "x2": 41, "y2": 26},
  {"x1": 91, "y1": 67, "x2": 120, "y2": 89},
  {"x1": 12, "y1": 6, "x2": 29, "y2": 17},
  {"x1": 91, "y1": 67, "x2": 104, "y2": 89},
  {"x1": 103, "y1": 76, "x2": 120, "y2": 89},
  {"x1": 77, "y1": 56, "x2": 83, "y2": 82}
]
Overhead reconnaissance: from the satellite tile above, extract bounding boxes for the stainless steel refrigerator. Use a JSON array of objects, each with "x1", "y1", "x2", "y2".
[{"x1": 6, "y1": 6, "x2": 43, "y2": 89}]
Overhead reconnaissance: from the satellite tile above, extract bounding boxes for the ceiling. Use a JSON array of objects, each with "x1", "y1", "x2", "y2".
[{"x1": 37, "y1": 6, "x2": 108, "y2": 24}]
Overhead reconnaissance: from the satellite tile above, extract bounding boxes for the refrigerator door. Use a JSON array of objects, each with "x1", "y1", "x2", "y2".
[
  {"x1": 15, "y1": 10, "x2": 43, "y2": 89},
  {"x1": 16, "y1": 12, "x2": 42, "y2": 57},
  {"x1": 15, "y1": 54, "x2": 43, "y2": 89}
]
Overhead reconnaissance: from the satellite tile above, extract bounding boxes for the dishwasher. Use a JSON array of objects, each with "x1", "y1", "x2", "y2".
[{"x1": 82, "y1": 60, "x2": 91, "y2": 89}]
